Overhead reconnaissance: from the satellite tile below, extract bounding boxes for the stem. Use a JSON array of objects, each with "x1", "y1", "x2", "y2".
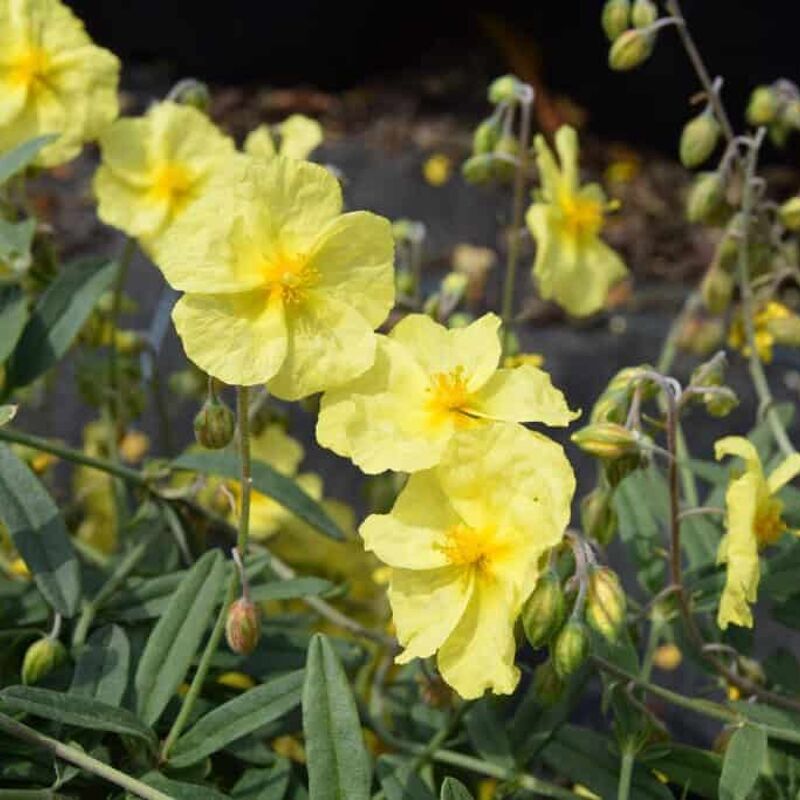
[
  {"x1": 236, "y1": 386, "x2": 252, "y2": 555},
  {"x1": 664, "y1": 0, "x2": 735, "y2": 145},
  {"x1": 617, "y1": 747, "x2": 635, "y2": 800},
  {"x1": 0, "y1": 712, "x2": 171, "y2": 800},
  {"x1": 501, "y1": 89, "x2": 533, "y2": 354}
]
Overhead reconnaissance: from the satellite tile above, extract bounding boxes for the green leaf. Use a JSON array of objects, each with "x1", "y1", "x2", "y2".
[
  {"x1": 681, "y1": 514, "x2": 720, "y2": 571},
  {"x1": 719, "y1": 725, "x2": 766, "y2": 800},
  {"x1": 140, "y1": 772, "x2": 232, "y2": 800},
  {"x1": 4, "y1": 257, "x2": 118, "y2": 391},
  {"x1": 135, "y1": 549, "x2": 225, "y2": 726},
  {"x1": 169, "y1": 670, "x2": 304, "y2": 768},
  {"x1": 231, "y1": 759, "x2": 292, "y2": 800},
  {"x1": 104, "y1": 571, "x2": 186, "y2": 621},
  {"x1": 464, "y1": 698, "x2": 514, "y2": 768},
  {"x1": 640, "y1": 744, "x2": 721, "y2": 799},
  {"x1": 0, "y1": 217, "x2": 35, "y2": 276},
  {"x1": 250, "y1": 576, "x2": 334, "y2": 603},
  {"x1": 0, "y1": 405, "x2": 17, "y2": 427},
  {"x1": 0, "y1": 284, "x2": 27, "y2": 364},
  {"x1": 440, "y1": 777, "x2": 474, "y2": 800},
  {"x1": 0, "y1": 685, "x2": 155, "y2": 747},
  {"x1": 70, "y1": 624, "x2": 130, "y2": 706},
  {"x1": 0, "y1": 445, "x2": 80, "y2": 617},
  {"x1": 173, "y1": 450, "x2": 344, "y2": 541},
  {"x1": 0, "y1": 135, "x2": 57, "y2": 185},
  {"x1": 302, "y1": 633, "x2": 370, "y2": 800},
  {"x1": 377, "y1": 757, "x2": 436, "y2": 800}
]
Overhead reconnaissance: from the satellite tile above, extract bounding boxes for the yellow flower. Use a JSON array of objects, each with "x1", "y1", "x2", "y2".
[
  {"x1": 245, "y1": 114, "x2": 323, "y2": 161},
  {"x1": 715, "y1": 436, "x2": 800, "y2": 629},
  {"x1": 504, "y1": 352, "x2": 544, "y2": 369},
  {"x1": 0, "y1": 0, "x2": 119, "y2": 166},
  {"x1": 360, "y1": 424, "x2": 575, "y2": 698},
  {"x1": 652, "y1": 643, "x2": 682, "y2": 671},
  {"x1": 727, "y1": 301, "x2": 796, "y2": 364},
  {"x1": 423, "y1": 153, "x2": 452, "y2": 187},
  {"x1": 73, "y1": 421, "x2": 117, "y2": 554},
  {"x1": 153, "y1": 156, "x2": 395, "y2": 396},
  {"x1": 526, "y1": 126, "x2": 627, "y2": 317},
  {"x1": 94, "y1": 101, "x2": 235, "y2": 248},
  {"x1": 317, "y1": 312, "x2": 576, "y2": 474},
  {"x1": 216, "y1": 671, "x2": 256, "y2": 691}
]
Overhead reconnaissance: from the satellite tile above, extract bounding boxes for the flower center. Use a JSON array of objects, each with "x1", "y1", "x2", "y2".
[
  {"x1": 558, "y1": 192, "x2": 604, "y2": 240},
  {"x1": 9, "y1": 45, "x2": 50, "y2": 91},
  {"x1": 150, "y1": 162, "x2": 194, "y2": 212},
  {"x1": 755, "y1": 497, "x2": 786, "y2": 548},
  {"x1": 262, "y1": 253, "x2": 318, "y2": 306},
  {"x1": 439, "y1": 523, "x2": 505, "y2": 577},
  {"x1": 424, "y1": 366, "x2": 476, "y2": 428}
]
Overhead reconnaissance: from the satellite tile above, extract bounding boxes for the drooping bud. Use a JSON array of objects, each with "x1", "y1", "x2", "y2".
[
  {"x1": 779, "y1": 196, "x2": 800, "y2": 231},
  {"x1": 704, "y1": 387, "x2": 739, "y2": 418},
  {"x1": 700, "y1": 266, "x2": 733, "y2": 315},
  {"x1": 585, "y1": 568, "x2": 626, "y2": 642},
  {"x1": 572, "y1": 422, "x2": 639, "y2": 460},
  {"x1": 608, "y1": 28, "x2": 655, "y2": 71},
  {"x1": 462, "y1": 155, "x2": 494, "y2": 185},
  {"x1": 473, "y1": 119, "x2": 501, "y2": 155},
  {"x1": 225, "y1": 597, "x2": 262, "y2": 655},
  {"x1": 746, "y1": 85, "x2": 780, "y2": 126},
  {"x1": 194, "y1": 394, "x2": 235, "y2": 450},
  {"x1": 488, "y1": 74, "x2": 522, "y2": 105},
  {"x1": 492, "y1": 135, "x2": 519, "y2": 182},
  {"x1": 395, "y1": 268, "x2": 415, "y2": 298},
  {"x1": 783, "y1": 99, "x2": 800, "y2": 131},
  {"x1": 685, "y1": 172, "x2": 726, "y2": 223},
  {"x1": 601, "y1": 0, "x2": 630, "y2": 41},
  {"x1": 22, "y1": 637, "x2": 68, "y2": 685},
  {"x1": 532, "y1": 660, "x2": 564, "y2": 705},
  {"x1": 581, "y1": 486, "x2": 618, "y2": 547},
  {"x1": 690, "y1": 352, "x2": 726, "y2": 388},
  {"x1": 167, "y1": 78, "x2": 212, "y2": 113},
  {"x1": 631, "y1": 0, "x2": 658, "y2": 28},
  {"x1": 522, "y1": 572, "x2": 566, "y2": 648},
  {"x1": 679, "y1": 111, "x2": 721, "y2": 169},
  {"x1": 553, "y1": 620, "x2": 590, "y2": 677}
]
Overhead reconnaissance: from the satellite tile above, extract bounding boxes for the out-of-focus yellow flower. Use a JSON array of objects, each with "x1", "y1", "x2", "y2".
[
  {"x1": 272, "y1": 735, "x2": 306, "y2": 764},
  {"x1": 423, "y1": 153, "x2": 452, "y2": 187},
  {"x1": 504, "y1": 352, "x2": 545, "y2": 369},
  {"x1": 715, "y1": 436, "x2": 800, "y2": 629},
  {"x1": 317, "y1": 313, "x2": 576, "y2": 475},
  {"x1": 727, "y1": 684, "x2": 742, "y2": 701},
  {"x1": 119, "y1": 430, "x2": 149, "y2": 464},
  {"x1": 0, "y1": 0, "x2": 119, "y2": 166},
  {"x1": 8, "y1": 555, "x2": 30, "y2": 579},
  {"x1": 478, "y1": 779, "x2": 498, "y2": 800},
  {"x1": 245, "y1": 114, "x2": 323, "y2": 161},
  {"x1": 11, "y1": 445, "x2": 57, "y2": 474},
  {"x1": 94, "y1": 102, "x2": 235, "y2": 249},
  {"x1": 652, "y1": 643, "x2": 682, "y2": 671},
  {"x1": 73, "y1": 421, "x2": 117, "y2": 554},
  {"x1": 360, "y1": 424, "x2": 575, "y2": 698},
  {"x1": 216, "y1": 671, "x2": 256, "y2": 691},
  {"x1": 728, "y1": 301, "x2": 797, "y2": 364},
  {"x1": 153, "y1": 156, "x2": 395, "y2": 397},
  {"x1": 526, "y1": 126, "x2": 627, "y2": 317}
]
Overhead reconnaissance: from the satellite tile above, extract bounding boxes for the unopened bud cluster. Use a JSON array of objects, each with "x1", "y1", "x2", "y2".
[{"x1": 603, "y1": 0, "x2": 658, "y2": 71}]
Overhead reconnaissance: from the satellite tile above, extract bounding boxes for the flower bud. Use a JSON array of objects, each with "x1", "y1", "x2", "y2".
[
  {"x1": 473, "y1": 119, "x2": 500, "y2": 155},
  {"x1": 522, "y1": 572, "x2": 566, "y2": 648},
  {"x1": 704, "y1": 387, "x2": 739, "y2": 418},
  {"x1": 679, "y1": 111, "x2": 721, "y2": 169},
  {"x1": 194, "y1": 395, "x2": 235, "y2": 450},
  {"x1": 581, "y1": 487, "x2": 617, "y2": 547},
  {"x1": 747, "y1": 86, "x2": 780, "y2": 126},
  {"x1": 461, "y1": 155, "x2": 493, "y2": 185},
  {"x1": 488, "y1": 74, "x2": 521, "y2": 105},
  {"x1": 783, "y1": 99, "x2": 800, "y2": 131},
  {"x1": 492, "y1": 135, "x2": 519, "y2": 182},
  {"x1": 585, "y1": 568, "x2": 626, "y2": 641},
  {"x1": 572, "y1": 422, "x2": 639, "y2": 460},
  {"x1": 601, "y1": 0, "x2": 630, "y2": 41},
  {"x1": 608, "y1": 28, "x2": 654, "y2": 71},
  {"x1": 766, "y1": 314, "x2": 800, "y2": 347},
  {"x1": 22, "y1": 637, "x2": 67, "y2": 685},
  {"x1": 690, "y1": 353, "x2": 726, "y2": 388},
  {"x1": 395, "y1": 268, "x2": 415, "y2": 298},
  {"x1": 553, "y1": 620, "x2": 590, "y2": 677},
  {"x1": 225, "y1": 597, "x2": 262, "y2": 655},
  {"x1": 533, "y1": 660, "x2": 564, "y2": 705},
  {"x1": 700, "y1": 266, "x2": 733, "y2": 314},
  {"x1": 685, "y1": 172, "x2": 725, "y2": 223},
  {"x1": 631, "y1": 0, "x2": 657, "y2": 28},
  {"x1": 168, "y1": 79, "x2": 212, "y2": 113},
  {"x1": 779, "y1": 196, "x2": 800, "y2": 231}
]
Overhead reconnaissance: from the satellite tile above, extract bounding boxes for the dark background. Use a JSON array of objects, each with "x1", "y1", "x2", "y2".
[{"x1": 69, "y1": 1, "x2": 800, "y2": 152}]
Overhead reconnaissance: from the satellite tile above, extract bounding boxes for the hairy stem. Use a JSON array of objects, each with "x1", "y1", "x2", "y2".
[{"x1": 617, "y1": 746, "x2": 635, "y2": 800}]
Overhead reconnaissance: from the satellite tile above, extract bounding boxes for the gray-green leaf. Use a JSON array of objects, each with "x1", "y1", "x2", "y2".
[
  {"x1": 231, "y1": 759, "x2": 292, "y2": 800},
  {"x1": 719, "y1": 724, "x2": 766, "y2": 800},
  {"x1": 302, "y1": 633, "x2": 370, "y2": 800},
  {"x1": 0, "y1": 284, "x2": 27, "y2": 363},
  {"x1": 440, "y1": 777, "x2": 474, "y2": 800},
  {"x1": 0, "y1": 445, "x2": 80, "y2": 617},
  {"x1": 0, "y1": 135, "x2": 57, "y2": 185},
  {"x1": 135, "y1": 549, "x2": 225, "y2": 726},
  {"x1": 0, "y1": 405, "x2": 17, "y2": 427},
  {"x1": 70, "y1": 624, "x2": 130, "y2": 706}
]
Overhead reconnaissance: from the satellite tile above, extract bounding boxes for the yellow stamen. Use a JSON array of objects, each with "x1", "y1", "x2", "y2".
[
  {"x1": 425, "y1": 366, "x2": 476, "y2": 428},
  {"x1": 262, "y1": 253, "x2": 318, "y2": 306},
  {"x1": 755, "y1": 497, "x2": 785, "y2": 547},
  {"x1": 439, "y1": 523, "x2": 506, "y2": 577},
  {"x1": 8, "y1": 45, "x2": 50, "y2": 92},
  {"x1": 150, "y1": 162, "x2": 194, "y2": 213},
  {"x1": 558, "y1": 192, "x2": 604, "y2": 240}
]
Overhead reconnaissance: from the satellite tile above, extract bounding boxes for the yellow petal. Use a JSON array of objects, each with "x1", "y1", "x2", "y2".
[
  {"x1": 278, "y1": 114, "x2": 323, "y2": 160},
  {"x1": 267, "y1": 292, "x2": 377, "y2": 401},
  {"x1": 244, "y1": 124, "x2": 277, "y2": 159},
  {"x1": 472, "y1": 365, "x2": 578, "y2": 426},
  {"x1": 172, "y1": 291, "x2": 287, "y2": 386},
  {"x1": 307, "y1": 211, "x2": 395, "y2": 328},
  {"x1": 554, "y1": 125, "x2": 580, "y2": 190},
  {"x1": 251, "y1": 424, "x2": 304, "y2": 476},
  {"x1": 767, "y1": 453, "x2": 800, "y2": 495},
  {"x1": 714, "y1": 436, "x2": 761, "y2": 474}
]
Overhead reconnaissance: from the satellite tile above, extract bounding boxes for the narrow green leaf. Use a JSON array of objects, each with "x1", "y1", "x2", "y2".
[
  {"x1": 169, "y1": 670, "x2": 304, "y2": 768},
  {"x1": 464, "y1": 699, "x2": 514, "y2": 768},
  {"x1": 0, "y1": 284, "x2": 27, "y2": 363},
  {"x1": 173, "y1": 450, "x2": 344, "y2": 541},
  {"x1": 640, "y1": 744, "x2": 721, "y2": 799},
  {"x1": 440, "y1": 777, "x2": 474, "y2": 800},
  {"x1": 0, "y1": 217, "x2": 35, "y2": 276},
  {"x1": 140, "y1": 772, "x2": 232, "y2": 800},
  {"x1": 104, "y1": 571, "x2": 185, "y2": 621},
  {"x1": 302, "y1": 633, "x2": 370, "y2": 800},
  {"x1": 70, "y1": 624, "x2": 130, "y2": 706},
  {"x1": 719, "y1": 725, "x2": 766, "y2": 800},
  {"x1": 231, "y1": 758, "x2": 292, "y2": 799},
  {"x1": 0, "y1": 685, "x2": 155, "y2": 747},
  {"x1": 0, "y1": 445, "x2": 80, "y2": 617},
  {"x1": 250, "y1": 576, "x2": 333, "y2": 603},
  {"x1": 0, "y1": 406, "x2": 17, "y2": 427},
  {"x1": 377, "y1": 757, "x2": 436, "y2": 800},
  {"x1": 0, "y1": 135, "x2": 57, "y2": 185},
  {"x1": 135, "y1": 549, "x2": 225, "y2": 726},
  {"x1": 5, "y1": 257, "x2": 118, "y2": 390}
]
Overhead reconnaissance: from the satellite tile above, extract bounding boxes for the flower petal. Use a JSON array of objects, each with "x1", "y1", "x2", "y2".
[
  {"x1": 244, "y1": 124, "x2": 277, "y2": 159},
  {"x1": 278, "y1": 114, "x2": 323, "y2": 160},
  {"x1": 767, "y1": 453, "x2": 800, "y2": 495},
  {"x1": 172, "y1": 291, "x2": 287, "y2": 386},
  {"x1": 714, "y1": 436, "x2": 761, "y2": 473}
]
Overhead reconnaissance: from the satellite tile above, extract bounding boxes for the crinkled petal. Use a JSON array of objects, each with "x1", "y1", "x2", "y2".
[
  {"x1": 278, "y1": 114, "x2": 323, "y2": 160},
  {"x1": 471, "y1": 364, "x2": 578, "y2": 426},
  {"x1": 244, "y1": 124, "x2": 276, "y2": 159},
  {"x1": 172, "y1": 291, "x2": 287, "y2": 386},
  {"x1": 554, "y1": 125, "x2": 580, "y2": 191},
  {"x1": 307, "y1": 211, "x2": 395, "y2": 328},
  {"x1": 767, "y1": 453, "x2": 800, "y2": 495},
  {"x1": 714, "y1": 436, "x2": 762, "y2": 475},
  {"x1": 436, "y1": 578, "x2": 520, "y2": 699},
  {"x1": 267, "y1": 292, "x2": 376, "y2": 401}
]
